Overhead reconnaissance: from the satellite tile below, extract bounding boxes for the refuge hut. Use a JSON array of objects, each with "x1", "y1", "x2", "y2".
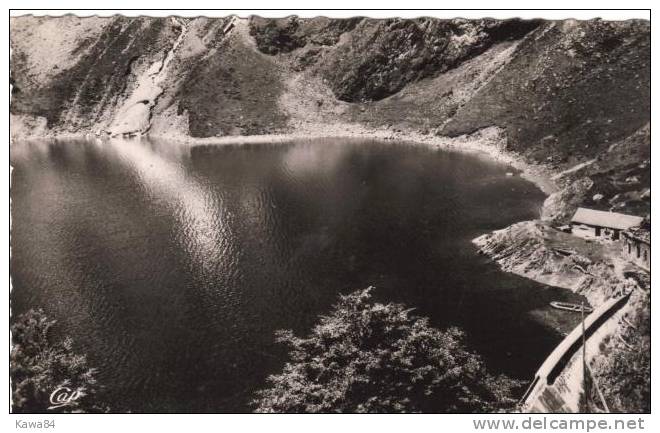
[{"x1": 570, "y1": 207, "x2": 644, "y2": 240}]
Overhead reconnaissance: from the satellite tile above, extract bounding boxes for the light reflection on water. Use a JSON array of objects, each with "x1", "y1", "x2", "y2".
[
  {"x1": 107, "y1": 139, "x2": 232, "y2": 279},
  {"x1": 11, "y1": 137, "x2": 585, "y2": 412}
]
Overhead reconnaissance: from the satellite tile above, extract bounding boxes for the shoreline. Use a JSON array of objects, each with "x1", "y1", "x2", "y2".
[
  {"x1": 11, "y1": 123, "x2": 559, "y2": 198},
  {"x1": 156, "y1": 124, "x2": 559, "y2": 196}
]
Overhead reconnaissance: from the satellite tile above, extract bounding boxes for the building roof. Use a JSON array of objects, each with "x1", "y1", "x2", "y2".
[{"x1": 571, "y1": 207, "x2": 644, "y2": 231}]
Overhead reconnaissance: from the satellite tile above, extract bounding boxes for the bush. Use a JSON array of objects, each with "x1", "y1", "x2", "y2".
[
  {"x1": 11, "y1": 309, "x2": 106, "y2": 413},
  {"x1": 253, "y1": 287, "x2": 523, "y2": 413},
  {"x1": 595, "y1": 291, "x2": 650, "y2": 413},
  {"x1": 602, "y1": 337, "x2": 650, "y2": 412}
]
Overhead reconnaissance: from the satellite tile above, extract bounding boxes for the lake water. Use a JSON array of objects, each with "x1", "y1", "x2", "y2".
[{"x1": 10, "y1": 138, "x2": 584, "y2": 412}]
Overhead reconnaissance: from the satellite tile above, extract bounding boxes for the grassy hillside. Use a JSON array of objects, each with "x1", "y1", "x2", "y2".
[
  {"x1": 11, "y1": 16, "x2": 177, "y2": 130},
  {"x1": 442, "y1": 20, "x2": 650, "y2": 167}
]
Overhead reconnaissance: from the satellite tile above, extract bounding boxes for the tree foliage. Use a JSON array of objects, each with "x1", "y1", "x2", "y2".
[
  {"x1": 595, "y1": 291, "x2": 651, "y2": 413},
  {"x1": 11, "y1": 309, "x2": 105, "y2": 413},
  {"x1": 602, "y1": 337, "x2": 650, "y2": 413},
  {"x1": 253, "y1": 287, "x2": 523, "y2": 413}
]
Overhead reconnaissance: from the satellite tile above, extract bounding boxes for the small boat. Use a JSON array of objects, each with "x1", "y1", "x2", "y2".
[{"x1": 550, "y1": 301, "x2": 593, "y2": 313}]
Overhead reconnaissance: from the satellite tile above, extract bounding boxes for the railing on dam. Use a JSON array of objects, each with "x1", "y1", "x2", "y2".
[{"x1": 519, "y1": 293, "x2": 631, "y2": 411}]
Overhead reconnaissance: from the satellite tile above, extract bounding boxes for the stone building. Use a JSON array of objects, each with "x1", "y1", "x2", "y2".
[
  {"x1": 621, "y1": 228, "x2": 650, "y2": 271},
  {"x1": 570, "y1": 207, "x2": 644, "y2": 240}
]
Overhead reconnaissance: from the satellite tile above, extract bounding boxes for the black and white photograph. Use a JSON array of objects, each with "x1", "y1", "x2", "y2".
[{"x1": 6, "y1": 4, "x2": 653, "y2": 426}]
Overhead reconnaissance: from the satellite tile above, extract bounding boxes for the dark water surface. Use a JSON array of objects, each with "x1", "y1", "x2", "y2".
[{"x1": 11, "y1": 138, "x2": 583, "y2": 412}]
